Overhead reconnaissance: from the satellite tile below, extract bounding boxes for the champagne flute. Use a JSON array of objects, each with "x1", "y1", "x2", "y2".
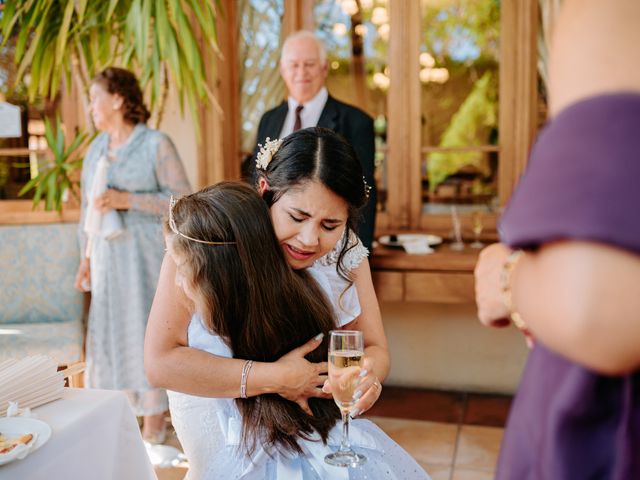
[
  {"x1": 449, "y1": 205, "x2": 465, "y2": 251},
  {"x1": 471, "y1": 211, "x2": 484, "y2": 248},
  {"x1": 325, "y1": 330, "x2": 367, "y2": 467}
]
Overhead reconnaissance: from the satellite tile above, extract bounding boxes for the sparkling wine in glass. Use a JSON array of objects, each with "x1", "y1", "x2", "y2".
[
  {"x1": 325, "y1": 330, "x2": 367, "y2": 467},
  {"x1": 471, "y1": 211, "x2": 485, "y2": 249}
]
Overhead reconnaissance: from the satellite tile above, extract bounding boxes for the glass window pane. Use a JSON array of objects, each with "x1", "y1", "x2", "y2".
[
  {"x1": 420, "y1": 0, "x2": 500, "y2": 212},
  {"x1": 0, "y1": 32, "x2": 48, "y2": 200},
  {"x1": 238, "y1": 0, "x2": 285, "y2": 155},
  {"x1": 314, "y1": 0, "x2": 390, "y2": 213}
]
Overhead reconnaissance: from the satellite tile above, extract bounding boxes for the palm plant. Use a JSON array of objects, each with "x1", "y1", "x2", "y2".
[
  {"x1": 18, "y1": 115, "x2": 91, "y2": 212},
  {"x1": 1, "y1": 0, "x2": 221, "y2": 210},
  {"x1": 1, "y1": 0, "x2": 221, "y2": 132}
]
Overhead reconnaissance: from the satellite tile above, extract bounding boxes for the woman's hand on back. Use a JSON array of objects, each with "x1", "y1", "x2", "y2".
[{"x1": 274, "y1": 334, "x2": 331, "y2": 415}]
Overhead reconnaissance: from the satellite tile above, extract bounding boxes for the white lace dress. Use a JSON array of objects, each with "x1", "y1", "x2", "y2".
[{"x1": 168, "y1": 236, "x2": 430, "y2": 480}]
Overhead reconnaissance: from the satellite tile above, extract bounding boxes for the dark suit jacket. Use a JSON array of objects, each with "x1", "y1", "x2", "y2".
[{"x1": 245, "y1": 95, "x2": 377, "y2": 250}]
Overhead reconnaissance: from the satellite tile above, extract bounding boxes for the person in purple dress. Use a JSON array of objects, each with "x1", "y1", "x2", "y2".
[{"x1": 474, "y1": 1, "x2": 640, "y2": 478}]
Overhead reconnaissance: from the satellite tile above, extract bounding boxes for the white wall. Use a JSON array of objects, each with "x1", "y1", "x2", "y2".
[
  {"x1": 158, "y1": 92, "x2": 198, "y2": 190},
  {"x1": 381, "y1": 301, "x2": 529, "y2": 394}
]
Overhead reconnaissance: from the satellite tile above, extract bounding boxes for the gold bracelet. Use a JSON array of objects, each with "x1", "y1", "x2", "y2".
[{"x1": 500, "y1": 249, "x2": 527, "y2": 330}]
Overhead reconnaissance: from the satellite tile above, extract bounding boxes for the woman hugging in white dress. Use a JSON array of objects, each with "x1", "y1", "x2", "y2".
[{"x1": 145, "y1": 128, "x2": 430, "y2": 479}]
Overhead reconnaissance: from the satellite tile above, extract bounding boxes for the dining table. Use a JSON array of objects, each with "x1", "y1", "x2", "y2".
[{"x1": 0, "y1": 387, "x2": 156, "y2": 480}]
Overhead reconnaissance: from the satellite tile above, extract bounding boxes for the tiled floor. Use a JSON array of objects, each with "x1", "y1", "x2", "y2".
[{"x1": 154, "y1": 387, "x2": 512, "y2": 480}]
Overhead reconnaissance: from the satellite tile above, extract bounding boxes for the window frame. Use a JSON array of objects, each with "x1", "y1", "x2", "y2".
[{"x1": 287, "y1": 0, "x2": 540, "y2": 240}]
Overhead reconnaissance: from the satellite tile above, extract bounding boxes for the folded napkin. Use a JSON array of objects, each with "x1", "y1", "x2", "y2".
[
  {"x1": 0, "y1": 356, "x2": 64, "y2": 417},
  {"x1": 402, "y1": 239, "x2": 434, "y2": 255},
  {"x1": 84, "y1": 155, "x2": 123, "y2": 258}
]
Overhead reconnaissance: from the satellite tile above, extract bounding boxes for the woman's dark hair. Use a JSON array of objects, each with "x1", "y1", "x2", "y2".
[
  {"x1": 166, "y1": 182, "x2": 340, "y2": 455},
  {"x1": 256, "y1": 127, "x2": 369, "y2": 282},
  {"x1": 92, "y1": 67, "x2": 151, "y2": 125}
]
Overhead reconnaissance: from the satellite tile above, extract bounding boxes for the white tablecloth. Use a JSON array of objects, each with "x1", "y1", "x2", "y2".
[{"x1": 0, "y1": 388, "x2": 156, "y2": 480}]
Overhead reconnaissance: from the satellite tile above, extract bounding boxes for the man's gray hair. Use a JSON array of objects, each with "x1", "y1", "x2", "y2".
[{"x1": 281, "y1": 30, "x2": 327, "y2": 66}]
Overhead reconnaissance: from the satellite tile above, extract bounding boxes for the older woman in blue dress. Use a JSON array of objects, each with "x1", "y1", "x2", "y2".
[{"x1": 74, "y1": 67, "x2": 191, "y2": 442}]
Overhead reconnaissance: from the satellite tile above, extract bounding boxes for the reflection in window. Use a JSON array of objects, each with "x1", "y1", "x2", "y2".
[
  {"x1": 314, "y1": 0, "x2": 389, "y2": 212},
  {"x1": 238, "y1": 0, "x2": 285, "y2": 154},
  {"x1": 0, "y1": 26, "x2": 49, "y2": 200},
  {"x1": 421, "y1": 0, "x2": 500, "y2": 211}
]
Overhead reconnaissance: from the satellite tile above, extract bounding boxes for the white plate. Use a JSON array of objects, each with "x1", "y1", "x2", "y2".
[
  {"x1": 378, "y1": 234, "x2": 443, "y2": 248},
  {"x1": 0, "y1": 417, "x2": 51, "y2": 466}
]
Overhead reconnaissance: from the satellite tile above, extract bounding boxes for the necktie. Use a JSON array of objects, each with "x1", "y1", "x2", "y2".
[{"x1": 293, "y1": 104, "x2": 304, "y2": 132}]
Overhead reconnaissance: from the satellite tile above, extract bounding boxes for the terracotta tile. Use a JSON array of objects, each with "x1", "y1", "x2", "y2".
[
  {"x1": 155, "y1": 466, "x2": 188, "y2": 480},
  {"x1": 454, "y1": 425, "x2": 503, "y2": 472},
  {"x1": 422, "y1": 463, "x2": 452, "y2": 480},
  {"x1": 370, "y1": 416, "x2": 459, "y2": 468},
  {"x1": 451, "y1": 468, "x2": 495, "y2": 480},
  {"x1": 463, "y1": 393, "x2": 512, "y2": 427},
  {"x1": 366, "y1": 386, "x2": 466, "y2": 423}
]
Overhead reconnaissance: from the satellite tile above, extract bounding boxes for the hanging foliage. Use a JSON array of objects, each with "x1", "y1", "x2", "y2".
[{"x1": 0, "y1": 0, "x2": 222, "y2": 133}]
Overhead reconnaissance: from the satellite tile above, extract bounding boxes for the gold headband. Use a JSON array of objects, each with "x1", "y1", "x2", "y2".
[{"x1": 169, "y1": 196, "x2": 237, "y2": 246}]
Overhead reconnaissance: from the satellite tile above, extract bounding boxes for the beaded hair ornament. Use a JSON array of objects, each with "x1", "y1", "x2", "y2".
[
  {"x1": 169, "y1": 196, "x2": 236, "y2": 245},
  {"x1": 256, "y1": 136, "x2": 372, "y2": 198},
  {"x1": 255, "y1": 137, "x2": 283, "y2": 170},
  {"x1": 362, "y1": 176, "x2": 372, "y2": 199}
]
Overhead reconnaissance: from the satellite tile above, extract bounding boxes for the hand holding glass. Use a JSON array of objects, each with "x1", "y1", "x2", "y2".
[{"x1": 325, "y1": 330, "x2": 367, "y2": 467}]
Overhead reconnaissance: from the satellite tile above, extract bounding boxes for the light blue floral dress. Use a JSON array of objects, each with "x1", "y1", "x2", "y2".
[{"x1": 79, "y1": 124, "x2": 191, "y2": 415}]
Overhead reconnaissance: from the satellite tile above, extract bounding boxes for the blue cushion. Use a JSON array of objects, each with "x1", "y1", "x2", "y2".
[
  {"x1": 0, "y1": 322, "x2": 83, "y2": 365},
  {"x1": 0, "y1": 223, "x2": 83, "y2": 325}
]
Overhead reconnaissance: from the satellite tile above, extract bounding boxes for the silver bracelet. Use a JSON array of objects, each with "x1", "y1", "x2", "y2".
[{"x1": 240, "y1": 360, "x2": 254, "y2": 399}]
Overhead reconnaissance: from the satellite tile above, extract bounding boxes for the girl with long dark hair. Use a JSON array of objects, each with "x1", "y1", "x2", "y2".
[{"x1": 164, "y1": 181, "x2": 428, "y2": 478}]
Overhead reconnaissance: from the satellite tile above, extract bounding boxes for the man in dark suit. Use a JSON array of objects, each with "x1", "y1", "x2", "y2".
[{"x1": 246, "y1": 31, "x2": 377, "y2": 251}]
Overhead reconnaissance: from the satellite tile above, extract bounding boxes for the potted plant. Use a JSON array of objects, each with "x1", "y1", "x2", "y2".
[{"x1": 18, "y1": 115, "x2": 91, "y2": 212}]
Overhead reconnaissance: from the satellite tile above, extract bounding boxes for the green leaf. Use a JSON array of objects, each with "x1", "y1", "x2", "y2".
[
  {"x1": 18, "y1": 176, "x2": 40, "y2": 198},
  {"x1": 153, "y1": 0, "x2": 170, "y2": 57},
  {"x1": 15, "y1": 1, "x2": 55, "y2": 88},
  {"x1": 66, "y1": 132, "x2": 90, "y2": 157},
  {"x1": 45, "y1": 172, "x2": 57, "y2": 210},
  {"x1": 43, "y1": 118, "x2": 59, "y2": 159},
  {"x1": 32, "y1": 169, "x2": 55, "y2": 208},
  {"x1": 151, "y1": 30, "x2": 161, "y2": 107},
  {"x1": 174, "y1": 8, "x2": 199, "y2": 74},
  {"x1": 55, "y1": 117, "x2": 66, "y2": 162},
  {"x1": 75, "y1": 0, "x2": 88, "y2": 22},
  {"x1": 55, "y1": 0, "x2": 76, "y2": 70},
  {"x1": 31, "y1": 175, "x2": 46, "y2": 207},
  {"x1": 0, "y1": 1, "x2": 20, "y2": 46},
  {"x1": 139, "y1": 0, "x2": 151, "y2": 62},
  {"x1": 106, "y1": 0, "x2": 120, "y2": 20},
  {"x1": 38, "y1": 44, "x2": 56, "y2": 99}
]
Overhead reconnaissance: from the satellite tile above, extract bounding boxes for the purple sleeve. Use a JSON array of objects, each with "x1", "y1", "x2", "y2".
[{"x1": 500, "y1": 93, "x2": 640, "y2": 255}]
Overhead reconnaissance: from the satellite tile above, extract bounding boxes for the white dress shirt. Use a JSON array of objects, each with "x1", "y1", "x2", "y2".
[{"x1": 279, "y1": 87, "x2": 329, "y2": 138}]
